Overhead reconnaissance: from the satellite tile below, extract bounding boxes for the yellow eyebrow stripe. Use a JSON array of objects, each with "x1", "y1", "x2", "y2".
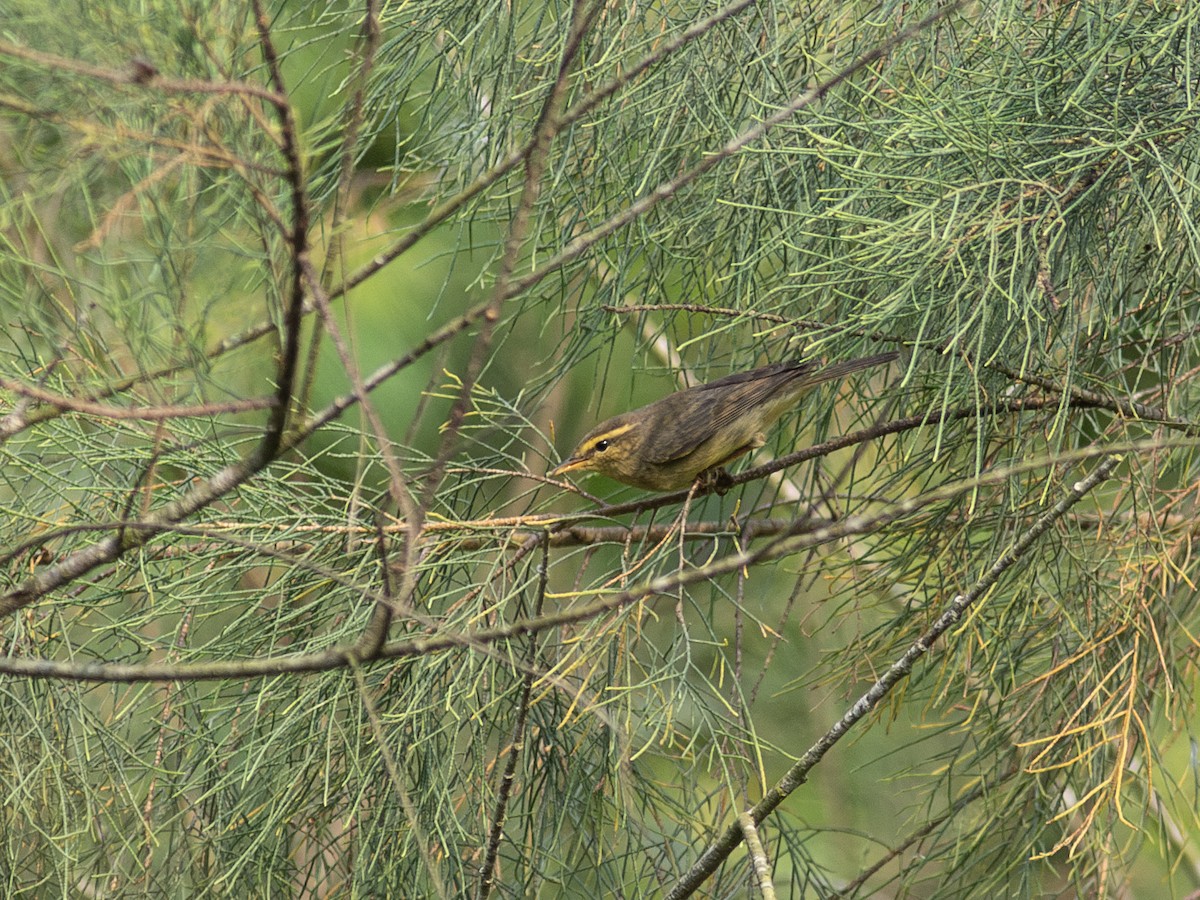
[{"x1": 584, "y1": 422, "x2": 637, "y2": 449}]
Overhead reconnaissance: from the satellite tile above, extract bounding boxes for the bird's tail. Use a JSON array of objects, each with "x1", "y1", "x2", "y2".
[{"x1": 800, "y1": 350, "x2": 900, "y2": 386}]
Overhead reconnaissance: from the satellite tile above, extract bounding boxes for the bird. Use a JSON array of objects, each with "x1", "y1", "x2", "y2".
[{"x1": 550, "y1": 351, "x2": 899, "y2": 491}]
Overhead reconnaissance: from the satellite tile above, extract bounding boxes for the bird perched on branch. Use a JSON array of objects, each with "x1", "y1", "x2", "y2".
[{"x1": 551, "y1": 351, "x2": 899, "y2": 492}]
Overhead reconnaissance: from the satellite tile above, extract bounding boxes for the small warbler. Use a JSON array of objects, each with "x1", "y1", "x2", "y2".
[{"x1": 551, "y1": 352, "x2": 898, "y2": 491}]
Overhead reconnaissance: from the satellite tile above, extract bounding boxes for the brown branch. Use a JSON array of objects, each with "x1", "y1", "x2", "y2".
[
  {"x1": 738, "y1": 813, "x2": 777, "y2": 900},
  {"x1": 0, "y1": 378, "x2": 274, "y2": 421},
  {"x1": 986, "y1": 360, "x2": 1198, "y2": 435},
  {"x1": 0, "y1": 39, "x2": 287, "y2": 105},
  {"x1": 352, "y1": 513, "x2": 399, "y2": 659},
  {"x1": 250, "y1": 0, "x2": 308, "y2": 464},
  {"x1": 0, "y1": 447, "x2": 1127, "y2": 681},
  {"x1": 447, "y1": 517, "x2": 828, "y2": 552}
]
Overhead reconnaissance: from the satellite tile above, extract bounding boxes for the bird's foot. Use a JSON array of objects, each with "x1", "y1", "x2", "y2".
[{"x1": 696, "y1": 467, "x2": 734, "y2": 495}]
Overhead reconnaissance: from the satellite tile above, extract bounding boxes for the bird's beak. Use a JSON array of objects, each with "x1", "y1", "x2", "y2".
[{"x1": 550, "y1": 457, "x2": 588, "y2": 478}]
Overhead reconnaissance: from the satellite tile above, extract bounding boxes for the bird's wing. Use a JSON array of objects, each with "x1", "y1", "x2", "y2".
[{"x1": 646, "y1": 363, "x2": 814, "y2": 464}]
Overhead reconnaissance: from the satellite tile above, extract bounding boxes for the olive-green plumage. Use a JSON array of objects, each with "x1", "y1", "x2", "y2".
[{"x1": 551, "y1": 351, "x2": 898, "y2": 491}]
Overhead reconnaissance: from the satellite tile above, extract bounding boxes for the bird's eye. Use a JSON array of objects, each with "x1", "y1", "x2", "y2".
[{"x1": 595, "y1": 439, "x2": 609, "y2": 452}]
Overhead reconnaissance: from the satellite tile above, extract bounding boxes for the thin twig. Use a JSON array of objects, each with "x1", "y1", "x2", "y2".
[
  {"x1": 665, "y1": 455, "x2": 1122, "y2": 899},
  {"x1": 0, "y1": 4, "x2": 312, "y2": 614},
  {"x1": 0, "y1": 39, "x2": 288, "y2": 104},
  {"x1": 476, "y1": 537, "x2": 549, "y2": 900},
  {"x1": 421, "y1": 0, "x2": 604, "y2": 507},
  {"x1": 351, "y1": 663, "x2": 450, "y2": 900},
  {"x1": 830, "y1": 766, "x2": 1021, "y2": 898},
  {"x1": 501, "y1": 2, "x2": 971, "y2": 306},
  {"x1": 331, "y1": 0, "x2": 757, "y2": 302},
  {"x1": 0, "y1": 378, "x2": 274, "y2": 420}
]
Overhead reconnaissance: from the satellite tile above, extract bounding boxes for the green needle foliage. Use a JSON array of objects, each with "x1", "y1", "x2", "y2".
[{"x1": 1, "y1": 0, "x2": 1199, "y2": 896}]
